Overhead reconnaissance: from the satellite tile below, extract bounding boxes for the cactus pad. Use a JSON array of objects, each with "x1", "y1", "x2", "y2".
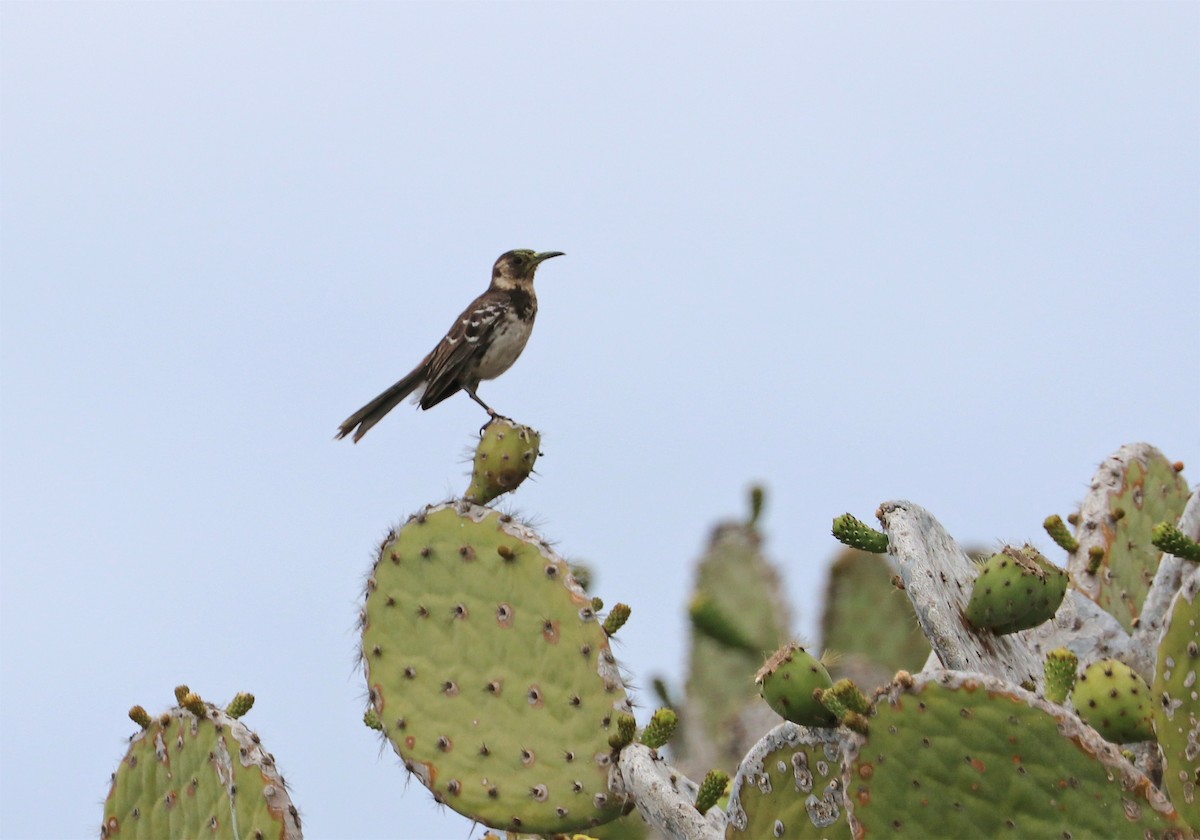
[
  {"x1": 102, "y1": 691, "x2": 301, "y2": 839},
  {"x1": 464, "y1": 418, "x2": 541, "y2": 505},
  {"x1": 755, "y1": 642, "x2": 837, "y2": 728},
  {"x1": 1067, "y1": 444, "x2": 1190, "y2": 632},
  {"x1": 1153, "y1": 567, "x2": 1200, "y2": 829},
  {"x1": 844, "y1": 671, "x2": 1182, "y2": 838},
  {"x1": 360, "y1": 501, "x2": 631, "y2": 833},
  {"x1": 725, "y1": 723, "x2": 852, "y2": 839}
]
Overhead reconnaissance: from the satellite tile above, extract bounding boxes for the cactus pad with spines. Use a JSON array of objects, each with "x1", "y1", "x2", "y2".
[
  {"x1": 725, "y1": 723, "x2": 851, "y2": 839},
  {"x1": 360, "y1": 501, "x2": 630, "y2": 834},
  {"x1": 1066, "y1": 444, "x2": 1190, "y2": 632},
  {"x1": 1153, "y1": 568, "x2": 1200, "y2": 828},
  {"x1": 844, "y1": 671, "x2": 1183, "y2": 838},
  {"x1": 102, "y1": 689, "x2": 301, "y2": 839},
  {"x1": 464, "y1": 418, "x2": 541, "y2": 505}
]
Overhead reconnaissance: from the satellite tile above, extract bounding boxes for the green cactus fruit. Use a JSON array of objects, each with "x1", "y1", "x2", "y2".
[
  {"x1": 639, "y1": 709, "x2": 677, "y2": 750},
  {"x1": 360, "y1": 501, "x2": 630, "y2": 834},
  {"x1": 964, "y1": 544, "x2": 1067, "y2": 634},
  {"x1": 1153, "y1": 521, "x2": 1200, "y2": 563},
  {"x1": 1153, "y1": 569, "x2": 1200, "y2": 829},
  {"x1": 1067, "y1": 444, "x2": 1190, "y2": 632},
  {"x1": 755, "y1": 642, "x2": 837, "y2": 727},
  {"x1": 1043, "y1": 647, "x2": 1079, "y2": 705},
  {"x1": 602, "y1": 603, "x2": 631, "y2": 637},
  {"x1": 102, "y1": 689, "x2": 301, "y2": 839},
  {"x1": 725, "y1": 724, "x2": 852, "y2": 839},
  {"x1": 820, "y1": 546, "x2": 930, "y2": 689},
  {"x1": 1073, "y1": 659, "x2": 1156, "y2": 744},
  {"x1": 694, "y1": 769, "x2": 729, "y2": 815},
  {"x1": 464, "y1": 418, "x2": 541, "y2": 505},
  {"x1": 831, "y1": 513, "x2": 888, "y2": 554},
  {"x1": 610, "y1": 713, "x2": 637, "y2": 750},
  {"x1": 678, "y1": 509, "x2": 791, "y2": 779},
  {"x1": 224, "y1": 692, "x2": 255, "y2": 719},
  {"x1": 845, "y1": 671, "x2": 1183, "y2": 838}
]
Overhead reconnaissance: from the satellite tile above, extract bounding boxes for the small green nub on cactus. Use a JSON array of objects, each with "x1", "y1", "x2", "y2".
[
  {"x1": 224, "y1": 692, "x2": 255, "y2": 719},
  {"x1": 831, "y1": 513, "x2": 889, "y2": 554},
  {"x1": 363, "y1": 707, "x2": 382, "y2": 731},
  {"x1": 1073, "y1": 659, "x2": 1155, "y2": 743},
  {"x1": 842, "y1": 710, "x2": 871, "y2": 735},
  {"x1": 640, "y1": 708, "x2": 678, "y2": 749},
  {"x1": 609, "y1": 712, "x2": 637, "y2": 750},
  {"x1": 828, "y1": 678, "x2": 871, "y2": 715},
  {"x1": 1043, "y1": 647, "x2": 1078, "y2": 704},
  {"x1": 181, "y1": 692, "x2": 206, "y2": 718},
  {"x1": 603, "y1": 603, "x2": 631, "y2": 637},
  {"x1": 590, "y1": 596, "x2": 604, "y2": 613},
  {"x1": 1086, "y1": 545, "x2": 1104, "y2": 574},
  {"x1": 1151, "y1": 521, "x2": 1200, "y2": 562},
  {"x1": 755, "y1": 641, "x2": 837, "y2": 727},
  {"x1": 173, "y1": 684, "x2": 190, "y2": 704},
  {"x1": 464, "y1": 417, "x2": 541, "y2": 505},
  {"x1": 1043, "y1": 514, "x2": 1080, "y2": 553},
  {"x1": 128, "y1": 705, "x2": 150, "y2": 728},
  {"x1": 695, "y1": 769, "x2": 729, "y2": 815},
  {"x1": 964, "y1": 544, "x2": 1067, "y2": 634},
  {"x1": 748, "y1": 484, "x2": 766, "y2": 528},
  {"x1": 689, "y1": 595, "x2": 760, "y2": 654}
]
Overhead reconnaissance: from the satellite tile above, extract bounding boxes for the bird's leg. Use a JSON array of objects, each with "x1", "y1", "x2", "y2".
[{"x1": 466, "y1": 387, "x2": 512, "y2": 435}]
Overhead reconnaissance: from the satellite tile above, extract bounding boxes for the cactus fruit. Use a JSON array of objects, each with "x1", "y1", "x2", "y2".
[
  {"x1": 1066, "y1": 444, "x2": 1190, "y2": 632},
  {"x1": 102, "y1": 689, "x2": 301, "y2": 840},
  {"x1": 1043, "y1": 647, "x2": 1078, "y2": 705},
  {"x1": 964, "y1": 544, "x2": 1068, "y2": 635},
  {"x1": 694, "y1": 769, "x2": 729, "y2": 815},
  {"x1": 844, "y1": 670, "x2": 1183, "y2": 838},
  {"x1": 360, "y1": 501, "x2": 630, "y2": 834},
  {"x1": 755, "y1": 642, "x2": 837, "y2": 727},
  {"x1": 1043, "y1": 513, "x2": 1080, "y2": 553},
  {"x1": 725, "y1": 723, "x2": 851, "y2": 839},
  {"x1": 1153, "y1": 568, "x2": 1200, "y2": 828},
  {"x1": 464, "y1": 418, "x2": 541, "y2": 505},
  {"x1": 1073, "y1": 659, "x2": 1156, "y2": 744}
]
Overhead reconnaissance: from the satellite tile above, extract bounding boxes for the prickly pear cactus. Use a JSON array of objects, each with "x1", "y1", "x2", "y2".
[
  {"x1": 102, "y1": 688, "x2": 301, "y2": 839},
  {"x1": 844, "y1": 671, "x2": 1185, "y2": 839},
  {"x1": 676, "y1": 489, "x2": 792, "y2": 777},
  {"x1": 464, "y1": 418, "x2": 541, "y2": 505},
  {"x1": 1063, "y1": 443, "x2": 1190, "y2": 632},
  {"x1": 755, "y1": 642, "x2": 836, "y2": 728},
  {"x1": 360, "y1": 500, "x2": 631, "y2": 834},
  {"x1": 1154, "y1": 566, "x2": 1200, "y2": 829},
  {"x1": 964, "y1": 544, "x2": 1068, "y2": 635},
  {"x1": 725, "y1": 724, "x2": 851, "y2": 839},
  {"x1": 820, "y1": 547, "x2": 929, "y2": 688}
]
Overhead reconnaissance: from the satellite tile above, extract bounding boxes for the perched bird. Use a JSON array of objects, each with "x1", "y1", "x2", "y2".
[{"x1": 336, "y1": 249, "x2": 564, "y2": 442}]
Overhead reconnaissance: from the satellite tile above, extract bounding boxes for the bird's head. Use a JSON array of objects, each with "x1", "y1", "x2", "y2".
[{"x1": 491, "y1": 249, "x2": 564, "y2": 289}]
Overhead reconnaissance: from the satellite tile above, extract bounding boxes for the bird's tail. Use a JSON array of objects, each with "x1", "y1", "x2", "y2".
[{"x1": 336, "y1": 366, "x2": 426, "y2": 443}]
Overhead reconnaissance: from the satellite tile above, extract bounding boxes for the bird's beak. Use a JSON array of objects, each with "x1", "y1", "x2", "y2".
[{"x1": 534, "y1": 251, "x2": 565, "y2": 264}]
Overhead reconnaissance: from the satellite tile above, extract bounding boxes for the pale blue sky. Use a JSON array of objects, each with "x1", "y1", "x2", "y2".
[{"x1": 2, "y1": 3, "x2": 1197, "y2": 838}]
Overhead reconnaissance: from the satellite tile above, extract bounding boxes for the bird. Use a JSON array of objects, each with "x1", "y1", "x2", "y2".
[{"x1": 336, "y1": 249, "x2": 564, "y2": 442}]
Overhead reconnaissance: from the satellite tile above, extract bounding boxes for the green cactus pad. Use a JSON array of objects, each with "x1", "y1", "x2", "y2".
[
  {"x1": 102, "y1": 692, "x2": 301, "y2": 839},
  {"x1": 725, "y1": 723, "x2": 852, "y2": 839},
  {"x1": 360, "y1": 501, "x2": 631, "y2": 834},
  {"x1": 1074, "y1": 658, "x2": 1156, "y2": 743},
  {"x1": 845, "y1": 671, "x2": 1183, "y2": 838},
  {"x1": 464, "y1": 418, "x2": 541, "y2": 505},
  {"x1": 1067, "y1": 444, "x2": 1190, "y2": 632},
  {"x1": 756, "y1": 643, "x2": 837, "y2": 728},
  {"x1": 1153, "y1": 568, "x2": 1200, "y2": 829},
  {"x1": 964, "y1": 545, "x2": 1068, "y2": 635}
]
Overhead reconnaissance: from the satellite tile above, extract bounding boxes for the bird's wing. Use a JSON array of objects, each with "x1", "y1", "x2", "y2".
[{"x1": 421, "y1": 290, "x2": 511, "y2": 402}]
